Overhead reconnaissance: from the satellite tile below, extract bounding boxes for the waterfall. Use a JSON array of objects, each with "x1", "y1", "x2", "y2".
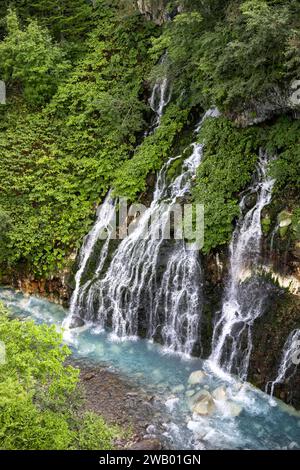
[
  {"x1": 209, "y1": 152, "x2": 275, "y2": 380},
  {"x1": 267, "y1": 329, "x2": 300, "y2": 396},
  {"x1": 69, "y1": 102, "x2": 219, "y2": 354},
  {"x1": 65, "y1": 192, "x2": 116, "y2": 327},
  {"x1": 149, "y1": 77, "x2": 170, "y2": 128},
  {"x1": 149, "y1": 55, "x2": 171, "y2": 129},
  {"x1": 67, "y1": 74, "x2": 170, "y2": 328},
  {"x1": 157, "y1": 242, "x2": 202, "y2": 354},
  {"x1": 85, "y1": 140, "x2": 204, "y2": 348}
]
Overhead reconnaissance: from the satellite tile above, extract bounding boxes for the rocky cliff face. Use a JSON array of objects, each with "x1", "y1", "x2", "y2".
[
  {"x1": 229, "y1": 83, "x2": 300, "y2": 127},
  {"x1": 203, "y1": 239, "x2": 300, "y2": 409},
  {"x1": 135, "y1": 0, "x2": 178, "y2": 24}
]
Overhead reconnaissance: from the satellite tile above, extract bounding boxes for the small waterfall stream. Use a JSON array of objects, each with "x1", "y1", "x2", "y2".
[
  {"x1": 209, "y1": 153, "x2": 275, "y2": 380},
  {"x1": 267, "y1": 329, "x2": 300, "y2": 396},
  {"x1": 67, "y1": 192, "x2": 116, "y2": 326},
  {"x1": 149, "y1": 54, "x2": 171, "y2": 129},
  {"x1": 149, "y1": 77, "x2": 170, "y2": 128}
]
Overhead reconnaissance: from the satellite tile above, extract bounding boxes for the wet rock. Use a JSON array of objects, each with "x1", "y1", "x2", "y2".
[
  {"x1": 226, "y1": 402, "x2": 242, "y2": 417},
  {"x1": 190, "y1": 390, "x2": 215, "y2": 416},
  {"x1": 186, "y1": 390, "x2": 195, "y2": 397},
  {"x1": 172, "y1": 384, "x2": 185, "y2": 394},
  {"x1": 129, "y1": 439, "x2": 162, "y2": 450},
  {"x1": 229, "y1": 83, "x2": 300, "y2": 127},
  {"x1": 192, "y1": 399, "x2": 215, "y2": 416},
  {"x1": 187, "y1": 420, "x2": 203, "y2": 434},
  {"x1": 292, "y1": 241, "x2": 300, "y2": 260},
  {"x1": 83, "y1": 372, "x2": 96, "y2": 381},
  {"x1": 244, "y1": 193, "x2": 257, "y2": 211},
  {"x1": 188, "y1": 370, "x2": 206, "y2": 385},
  {"x1": 136, "y1": 0, "x2": 174, "y2": 25},
  {"x1": 146, "y1": 424, "x2": 157, "y2": 435},
  {"x1": 69, "y1": 316, "x2": 85, "y2": 329},
  {"x1": 165, "y1": 397, "x2": 179, "y2": 412},
  {"x1": 189, "y1": 389, "x2": 210, "y2": 405},
  {"x1": 212, "y1": 386, "x2": 227, "y2": 401}
]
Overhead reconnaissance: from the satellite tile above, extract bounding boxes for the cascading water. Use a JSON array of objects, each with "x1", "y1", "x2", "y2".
[
  {"x1": 67, "y1": 75, "x2": 170, "y2": 329},
  {"x1": 149, "y1": 77, "x2": 170, "y2": 128},
  {"x1": 157, "y1": 242, "x2": 202, "y2": 354},
  {"x1": 65, "y1": 192, "x2": 116, "y2": 327},
  {"x1": 69, "y1": 67, "x2": 218, "y2": 353},
  {"x1": 267, "y1": 329, "x2": 300, "y2": 396},
  {"x1": 209, "y1": 152, "x2": 275, "y2": 380},
  {"x1": 83, "y1": 139, "x2": 204, "y2": 350},
  {"x1": 149, "y1": 55, "x2": 171, "y2": 129}
]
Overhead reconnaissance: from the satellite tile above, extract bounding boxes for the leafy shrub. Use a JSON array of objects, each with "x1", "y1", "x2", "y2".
[
  {"x1": 192, "y1": 117, "x2": 259, "y2": 252},
  {"x1": 0, "y1": 302, "x2": 122, "y2": 450}
]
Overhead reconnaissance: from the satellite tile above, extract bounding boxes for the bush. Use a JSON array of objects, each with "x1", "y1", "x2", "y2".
[
  {"x1": 0, "y1": 303, "x2": 122, "y2": 450},
  {"x1": 192, "y1": 117, "x2": 259, "y2": 252}
]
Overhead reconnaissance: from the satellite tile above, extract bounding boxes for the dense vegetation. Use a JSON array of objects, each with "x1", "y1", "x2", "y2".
[
  {"x1": 0, "y1": 0, "x2": 299, "y2": 277},
  {"x1": 0, "y1": 302, "x2": 121, "y2": 449}
]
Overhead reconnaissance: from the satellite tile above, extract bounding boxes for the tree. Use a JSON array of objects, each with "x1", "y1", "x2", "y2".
[
  {"x1": 0, "y1": 10, "x2": 69, "y2": 106},
  {"x1": 0, "y1": 0, "x2": 93, "y2": 42}
]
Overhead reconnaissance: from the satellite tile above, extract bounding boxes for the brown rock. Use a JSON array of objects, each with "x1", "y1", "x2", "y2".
[{"x1": 129, "y1": 439, "x2": 162, "y2": 451}]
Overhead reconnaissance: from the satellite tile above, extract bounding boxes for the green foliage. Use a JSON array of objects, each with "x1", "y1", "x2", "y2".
[
  {"x1": 0, "y1": 302, "x2": 121, "y2": 450},
  {"x1": 0, "y1": 0, "x2": 300, "y2": 273},
  {"x1": 113, "y1": 104, "x2": 189, "y2": 199},
  {"x1": 0, "y1": 0, "x2": 93, "y2": 44},
  {"x1": 292, "y1": 208, "x2": 300, "y2": 241},
  {"x1": 0, "y1": 6, "x2": 156, "y2": 276},
  {"x1": 152, "y1": 0, "x2": 300, "y2": 112},
  {"x1": 0, "y1": 209, "x2": 11, "y2": 263},
  {"x1": 78, "y1": 412, "x2": 120, "y2": 450},
  {"x1": 0, "y1": 10, "x2": 70, "y2": 106},
  {"x1": 193, "y1": 117, "x2": 259, "y2": 252},
  {"x1": 192, "y1": 114, "x2": 300, "y2": 252},
  {"x1": 263, "y1": 117, "x2": 300, "y2": 194}
]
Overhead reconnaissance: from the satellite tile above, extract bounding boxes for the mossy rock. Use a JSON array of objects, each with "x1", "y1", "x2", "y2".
[
  {"x1": 278, "y1": 210, "x2": 292, "y2": 227},
  {"x1": 262, "y1": 215, "x2": 271, "y2": 235}
]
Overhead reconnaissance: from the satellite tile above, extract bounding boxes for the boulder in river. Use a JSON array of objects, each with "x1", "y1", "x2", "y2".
[
  {"x1": 226, "y1": 401, "x2": 242, "y2": 417},
  {"x1": 188, "y1": 370, "x2": 206, "y2": 385},
  {"x1": 69, "y1": 316, "x2": 85, "y2": 329},
  {"x1": 212, "y1": 386, "x2": 227, "y2": 401},
  {"x1": 190, "y1": 390, "x2": 215, "y2": 416}
]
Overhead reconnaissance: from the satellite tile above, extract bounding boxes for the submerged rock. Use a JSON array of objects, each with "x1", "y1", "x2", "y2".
[
  {"x1": 69, "y1": 316, "x2": 85, "y2": 329},
  {"x1": 212, "y1": 386, "x2": 227, "y2": 401},
  {"x1": 172, "y1": 384, "x2": 185, "y2": 394},
  {"x1": 192, "y1": 399, "x2": 215, "y2": 416},
  {"x1": 188, "y1": 370, "x2": 206, "y2": 385}
]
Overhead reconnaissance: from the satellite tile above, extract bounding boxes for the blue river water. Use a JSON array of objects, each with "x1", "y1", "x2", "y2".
[{"x1": 0, "y1": 287, "x2": 300, "y2": 450}]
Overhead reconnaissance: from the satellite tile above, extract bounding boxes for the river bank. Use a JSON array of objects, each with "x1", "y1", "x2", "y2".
[{"x1": 71, "y1": 358, "x2": 166, "y2": 450}]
